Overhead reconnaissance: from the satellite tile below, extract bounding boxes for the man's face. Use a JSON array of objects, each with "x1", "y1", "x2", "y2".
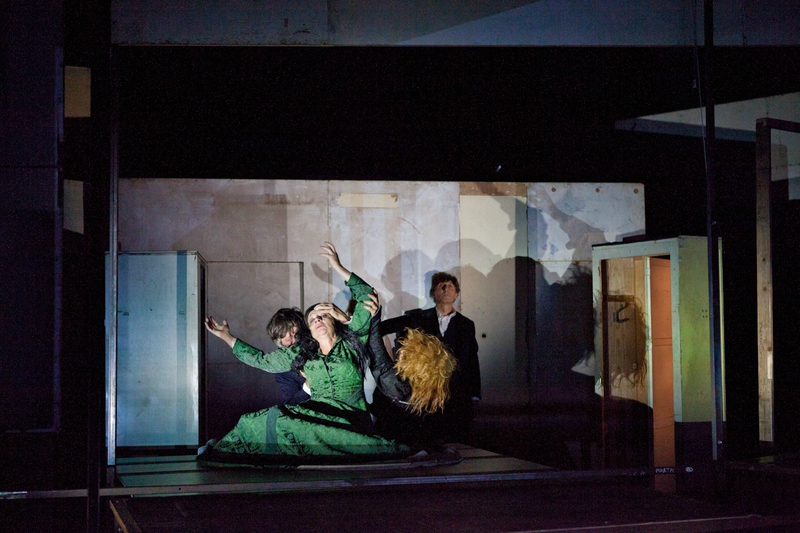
[
  {"x1": 277, "y1": 326, "x2": 298, "y2": 348},
  {"x1": 432, "y1": 280, "x2": 458, "y2": 305}
]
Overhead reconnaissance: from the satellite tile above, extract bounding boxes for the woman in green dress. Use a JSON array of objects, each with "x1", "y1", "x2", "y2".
[{"x1": 200, "y1": 242, "x2": 407, "y2": 465}]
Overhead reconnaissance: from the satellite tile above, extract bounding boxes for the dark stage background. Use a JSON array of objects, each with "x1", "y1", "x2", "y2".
[
  {"x1": 113, "y1": 45, "x2": 800, "y2": 460},
  {"x1": 4, "y1": 42, "x2": 800, "y2": 491}
]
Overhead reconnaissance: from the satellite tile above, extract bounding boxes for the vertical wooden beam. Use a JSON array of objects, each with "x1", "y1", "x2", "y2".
[
  {"x1": 600, "y1": 260, "x2": 611, "y2": 468},
  {"x1": 755, "y1": 119, "x2": 774, "y2": 444}
]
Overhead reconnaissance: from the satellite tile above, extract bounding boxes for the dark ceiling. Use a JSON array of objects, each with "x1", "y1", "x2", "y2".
[{"x1": 118, "y1": 46, "x2": 800, "y2": 180}]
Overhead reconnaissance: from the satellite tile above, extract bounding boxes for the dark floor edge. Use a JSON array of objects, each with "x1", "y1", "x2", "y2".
[
  {"x1": 1, "y1": 466, "x2": 651, "y2": 499},
  {"x1": 515, "y1": 513, "x2": 800, "y2": 533}
]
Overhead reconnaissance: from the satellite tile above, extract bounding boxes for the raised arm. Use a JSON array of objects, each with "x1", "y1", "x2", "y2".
[
  {"x1": 366, "y1": 301, "x2": 412, "y2": 404},
  {"x1": 318, "y1": 241, "x2": 377, "y2": 342},
  {"x1": 205, "y1": 316, "x2": 238, "y2": 349},
  {"x1": 319, "y1": 241, "x2": 351, "y2": 283},
  {"x1": 345, "y1": 274, "x2": 378, "y2": 344}
]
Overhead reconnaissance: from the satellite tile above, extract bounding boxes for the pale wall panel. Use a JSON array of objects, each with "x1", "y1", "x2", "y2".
[
  {"x1": 328, "y1": 181, "x2": 461, "y2": 320},
  {"x1": 528, "y1": 182, "x2": 645, "y2": 283},
  {"x1": 460, "y1": 195, "x2": 529, "y2": 406},
  {"x1": 119, "y1": 178, "x2": 331, "y2": 308}
]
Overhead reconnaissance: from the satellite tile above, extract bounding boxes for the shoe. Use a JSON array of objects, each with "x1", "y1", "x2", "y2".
[{"x1": 197, "y1": 438, "x2": 217, "y2": 456}]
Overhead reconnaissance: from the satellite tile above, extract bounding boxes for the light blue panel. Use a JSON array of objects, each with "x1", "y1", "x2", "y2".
[
  {"x1": 772, "y1": 128, "x2": 800, "y2": 185},
  {"x1": 404, "y1": 0, "x2": 699, "y2": 46},
  {"x1": 615, "y1": 119, "x2": 757, "y2": 142},
  {"x1": 113, "y1": 251, "x2": 205, "y2": 447},
  {"x1": 790, "y1": 177, "x2": 800, "y2": 201}
]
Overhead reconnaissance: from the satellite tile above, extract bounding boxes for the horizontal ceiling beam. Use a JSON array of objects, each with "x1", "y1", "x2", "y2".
[{"x1": 111, "y1": 0, "x2": 800, "y2": 46}]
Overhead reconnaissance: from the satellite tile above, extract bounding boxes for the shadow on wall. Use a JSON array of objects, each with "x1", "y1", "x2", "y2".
[
  {"x1": 468, "y1": 260, "x2": 600, "y2": 468},
  {"x1": 377, "y1": 248, "x2": 439, "y2": 317},
  {"x1": 467, "y1": 259, "x2": 650, "y2": 469}
]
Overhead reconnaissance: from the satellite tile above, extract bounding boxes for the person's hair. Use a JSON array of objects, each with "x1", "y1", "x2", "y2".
[
  {"x1": 266, "y1": 307, "x2": 305, "y2": 343},
  {"x1": 395, "y1": 328, "x2": 457, "y2": 415},
  {"x1": 429, "y1": 272, "x2": 460, "y2": 298},
  {"x1": 293, "y1": 303, "x2": 369, "y2": 375}
]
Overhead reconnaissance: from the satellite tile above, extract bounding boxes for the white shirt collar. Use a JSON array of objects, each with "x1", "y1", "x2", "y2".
[{"x1": 436, "y1": 308, "x2": 456, "y2": 335}]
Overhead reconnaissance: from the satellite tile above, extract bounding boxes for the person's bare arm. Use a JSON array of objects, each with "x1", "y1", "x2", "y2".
[{"x1": 319, "y1": 241, "x2": 351, "y2": 283}]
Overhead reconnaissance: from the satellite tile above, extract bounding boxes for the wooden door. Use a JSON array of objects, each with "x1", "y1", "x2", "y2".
[{"x1": 649, "y1": 257, "x2": 674, "y2": 491}]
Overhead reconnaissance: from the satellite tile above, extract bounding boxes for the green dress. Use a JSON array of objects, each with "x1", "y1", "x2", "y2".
[{"x1": 202, "y1": 274, "x2": 406, "y2": 463}]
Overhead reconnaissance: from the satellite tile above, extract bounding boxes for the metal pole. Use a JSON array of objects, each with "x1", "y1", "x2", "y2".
[
  {"x1": 703, "y1": 0, "x2": 725, "y2": 471},
  {"x1": 107, "y1": 45, "x2": 119, "y2": 470}
]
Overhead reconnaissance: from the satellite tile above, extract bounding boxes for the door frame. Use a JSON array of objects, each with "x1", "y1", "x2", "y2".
[{"x1": 592, "y1": 236, "x2": 724, "y2": 470}]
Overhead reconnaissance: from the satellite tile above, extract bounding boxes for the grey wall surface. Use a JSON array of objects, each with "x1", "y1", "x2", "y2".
[{"x1": 111, "y1": 0, "x2": 800, "y2": 46}]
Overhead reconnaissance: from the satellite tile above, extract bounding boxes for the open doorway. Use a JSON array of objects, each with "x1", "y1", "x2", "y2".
[
  {"x1": 599, "y1": 254, "x2": 674, "y2": 489},
  {"x1": 593, "y1": 237, "x2": 722, "y2": 492}
]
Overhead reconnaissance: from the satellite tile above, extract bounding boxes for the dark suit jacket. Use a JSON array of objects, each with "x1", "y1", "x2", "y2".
[
  {"x1": 275, "y1": 370, "x2": 310, "y2": 405},
  {"x1": 380, "y1": 307, "x2": 481, "y2": 402}
]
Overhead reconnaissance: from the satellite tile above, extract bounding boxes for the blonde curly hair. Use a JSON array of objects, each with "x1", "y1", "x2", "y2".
[{"x1": 394, "y1": 328, "x2": 457, "y2": 415}]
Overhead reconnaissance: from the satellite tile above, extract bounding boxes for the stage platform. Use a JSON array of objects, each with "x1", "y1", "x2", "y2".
[
  {"x1": 113, "y1": 444, "x2": 553, "y2": 496},
  {"x1": 106, "y1": 445, "x2": 800, "y2": 532}
]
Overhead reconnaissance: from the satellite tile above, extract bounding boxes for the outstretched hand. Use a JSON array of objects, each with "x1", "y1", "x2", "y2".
[
  {"x1": 204, "y1": 316, "x2": 237, "y2": 348},
  {"x1": 319, "y1": 241, "x2": 341, "y2": 268},
  {"x1": 205, "y1": 316, "x2": 229, "y2": 336}
]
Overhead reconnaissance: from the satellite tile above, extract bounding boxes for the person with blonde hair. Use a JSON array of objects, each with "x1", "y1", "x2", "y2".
[
  {"x1": 366, "y1": 297, "x2": 458, "y2": 448},
  {"x1": 393, "y1": 328, "x2": 456, "y2": 415},
  {"x1": 379, "y1": 271, "x2": 481, "y2": 444}
]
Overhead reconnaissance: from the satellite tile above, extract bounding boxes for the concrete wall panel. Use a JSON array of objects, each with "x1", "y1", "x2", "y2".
[
  {"x1": 118, "y1": 178, "x2": 645, "y2": 413},
  {"x1": 528, "y1": 182, "x2": 645, "y2": 283},
  {"x1": 328, "y1": 180, "x2": 460, "y2": 318}
]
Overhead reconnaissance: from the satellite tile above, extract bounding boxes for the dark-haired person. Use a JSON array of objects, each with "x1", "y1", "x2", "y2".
[
  {"x1": 379, "y1": 272, "x2": 481, "y2": 444},
  {"x1": 266, "y1": 307, "x2": 310, "y2": 405},
  {"x1": 200, "y1": 242, "x2": 405, "y2": 464}
]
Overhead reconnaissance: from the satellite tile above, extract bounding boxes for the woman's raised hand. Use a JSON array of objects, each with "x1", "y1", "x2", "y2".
[
  {"x1": 204, "y1": 316, "x2": 228, "y2": 336},
  {"x1": 313, "y1": 302, "x2": 350, "y2": 323},
  {"x1": 319, "y1": 241, "x2": 352, "y2": 282},
  {"x1": 319, "y1": 241, "x2": 340, "y2": 267}
]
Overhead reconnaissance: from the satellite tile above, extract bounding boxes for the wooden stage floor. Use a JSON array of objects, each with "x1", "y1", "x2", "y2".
[
  {"x1": 106, "y1": 445, "x2": 800, "y2": 532},
  {"x1": 113, "y1": 444, "x2": 558, "y2": 496}
]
